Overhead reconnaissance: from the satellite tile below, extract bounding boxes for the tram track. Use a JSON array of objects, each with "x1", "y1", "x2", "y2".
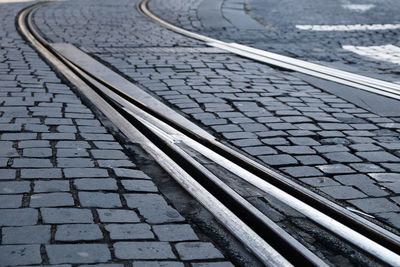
[{"x1": 18, "y1": 1, "x2": 400, "y2": 266}]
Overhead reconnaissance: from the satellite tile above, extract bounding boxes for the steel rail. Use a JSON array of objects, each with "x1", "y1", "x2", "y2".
[
  {"x1": 139, "y1": 0, "x2": 400, "y2": 101},
  {"x1": 18, "y1": 1, "x2": 400, "y2": 266},
  {"x1": 138, "y1": 0, "x2": 400, "y2": 255}
]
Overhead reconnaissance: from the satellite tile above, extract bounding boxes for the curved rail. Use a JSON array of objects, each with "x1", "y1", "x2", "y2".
[
  {"x1": 139, "y1": 0, "x2": 400, "y2": 101},
  {"x1": 18, "y1": 1, "x2": 400, "y2": 266}
]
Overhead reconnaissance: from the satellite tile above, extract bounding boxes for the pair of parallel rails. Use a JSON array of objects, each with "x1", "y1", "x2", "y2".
[{"x1": 18, "y1": 1, "x2": 400, "y2": 265}]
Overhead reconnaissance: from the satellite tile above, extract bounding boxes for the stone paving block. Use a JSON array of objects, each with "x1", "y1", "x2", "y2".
[
  {"x1": 356, "y1": 151, "x2": 400, "y2": 162},
  {"x1": 46, "y1": 244, "x2": 111, "y2": 264},
  {"x1": 55, "y1": 224, "x2": 103, "y2": 241},
  {"x1": 348, "y1": 198, "x2": 400, "y2": 213},
  {"x1": 78, "y1": 126, "x2": 107, "y2": 133},
  {"x1": 350, "y1": 144, "x2": 382, "y2": 152},
  {"x1": 231, "y1": 139, "x2": 262, "y2": 147},
  {"x1": 13, "y1": 158, "x2": 52, "y2": 168},
  {"x1": 93, "y1": 141, "x2": 123, "y2": 149},
  {"x1": 79, "y1": 192, "x2": 122, "y2": 208},
  {"x1": 153, "y1": 224, "x2": 199, "y2": 242},
  {"x1": 19, "y1": 140, "x2": 50, "y2": 148},
  {"x1": 114, "y1": 242, "x2": 175, "y2": 260},
  {"x1": 56, "y1": 125, "x2": 77, "y2": 133},
  {"x1": 174, "y1": 242, "x2": 224, "y2": 260},
  {"x1": 42, "y1": 133, "x2": 76, "y2": 140},
  {"x1": 300, "y1": 177, "x2": 339, "y2": 187},
  {"x1": 91, "y1": 149, "x2": 128, "y2": 159},
  {"x1": 242, "y1": 146, "x2": 277, "y2": 156},
  {"x1": 30, "y1": 193, "x2": 74, "y2": 207},
  {"x1": 313, "y1": 145, "x2": 349, "y2": 153},
  {"x1": 0, "y1": 208, "x2": 38, "y2": 226},
  {"x1": 122, "y1": 180, "x2": 158, "y2": 192},
  {"x1": 44, "y1": 118, "x2": 73, "y2": 125},
  {"x1": 319, "y1": 186, "x2": 366, "y2": 199},
  {"x1": 23, "y1": 148, "x2": 52, "y2": 157},
  {"x1": 97, "y1": 160, "x2": 135, "y2": 168},
  {"x1": 64, "y1": 168, "x2": 108, "y2": 178},
  {"x1": 369, "y1": 173, "x2": 399, "y2": 182},
  {"x1": 0, "y1": 169, "x2": 16, "y2": 180},
  {"x1": 0, "y1": 181, "x2": 30, "y2": 194},
  {"x1": 41, "y1": 208, "x2": 93, "y2": 224},
  {"x1": 75, "y1": 178, "x2": 117, "y2": 191},
  {"x1": 21, "y1": 168, "x2": 62, "y2": 179},
  {"x1": 349, "y1": 163, "x2": 385, "y2": 173},
  {"x1": 323, "y1": 152, "x2": 362, "y2": 163},
  {"x1": 317, "y1": 164, "x2": 356, "y2": 174},
  {"x1": 261, "y1": 137, "x2": 289, "y2": 145},
  {"x1": 131, "y1": 262, "x2": 184, "y2": 267},
  {"x1": 288, "y1": 137, "x2": 320, "y2": 146},
  {"x1": 125, "y1": 194, "x2": 184, "y2": 224},
  {"x1": 105, "y1": 223, "x2": 154, "y2": 240},
  {"x1": 25, "y1": 124, "x2": 50, "y2": 132},
  {"x1": 259, "y1": 154, "x2": 298, "y2": 166},
  {"x1": 0, "y1": 245, "x2": 42, "y2": 266},
  {"x1": 2, "y1": 225, "x2": 51, "y2": 244},
  {"x1": 276, "y1": 146, "x2": 316, "y2": 155},
  {"x1": 222, "y1": 132, "x2": 256, "y2": 140},
  {"x1": 57, "y1": 158, "x2": 94, "y2": 168},
  {"x1": 295, "y1": 155, "x2": 327, "y2": 165},
  {"x1": 97, "y1": 209, "x2": 140, "y2": 223},
  {"x1": 114, "y1": 168, "x2": 150, "y2": 179},
  {"x1": 81, "y1": 133, "x2": 114, "y2": 141},
  {"x1": 0, "y1": 195, "x2": 22, "y2": 208},
  {"x1": 1, "y1": 133, "x2": 37, "y2": 140},
  {"x1": 57, "y1": 148, "x2": 89, "y2": 157},
  {"x1": 281, "y1": 166, "x2": 323, "y2": 178},
  {"x1": 56, "y1": 141, "x2": 90, "y2": 149}
]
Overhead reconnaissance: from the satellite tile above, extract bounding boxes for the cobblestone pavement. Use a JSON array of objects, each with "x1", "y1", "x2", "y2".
[
  {"x1": 32, "y1": 0, "x2": 400, "y2": 233},
  {"x1": 148, "y1": 0, "x2": 400, "y2": 83},
  {"x1": 0, "y1": 1, "x2": 233, "y2": 266}
]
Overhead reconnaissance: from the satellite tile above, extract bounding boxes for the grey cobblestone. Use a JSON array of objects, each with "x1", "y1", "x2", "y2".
[
  {"x1": 55, "y1": 224, "x2": 103, "y2": 241},
  {"x1": 79, "y1": 192, "x2": 122, "y2": 208},
  {"x1": 105, "y1": 223, "x2": 154, "y2": 240},
  {"x1": 0, "y1": 245, "x2": 42, "y2": 266},
  {"x1": 97, "y1": 209, "x2": 140, "y2": 223},
  {"x1": 114, "y1": 242, "x2": 175, "y2": 260},
  {"x1": 46, "y1": 244, "x2": 111, "y2": 264},
  {"x1": 30, "y1": 193, "x2": 74, "y2": 207},
  {"x1": 174, "y1": 242, "x2": 224, "y2": 260},
  {"x1": 2, "y1": 225, "x2": 51, "y2": 244},
  {"x1": 41, "y1": 208, "x2": 93, "y2": 224}
]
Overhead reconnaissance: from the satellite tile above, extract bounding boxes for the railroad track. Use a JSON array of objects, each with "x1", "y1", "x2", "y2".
[{"x1": 19, "y1": 1, "x2": 400, "y2": 266}]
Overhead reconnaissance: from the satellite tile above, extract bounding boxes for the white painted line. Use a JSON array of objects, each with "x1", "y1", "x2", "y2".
[
  {"x1": 296, "y1": 24, "x2": 400, "y2": 31},
  {"x1": 342, "y1": 4, "x2": 375, "y2": 12},
  {"x1": 343, "y1": 44, "x2": 400, "y2": 65}
]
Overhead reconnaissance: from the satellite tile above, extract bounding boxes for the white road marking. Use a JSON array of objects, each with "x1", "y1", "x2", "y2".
[
  {"x1": 343, "y1": 44, "x2": 400, "y2": 65},
  {"x1": 342, "y1": 4, "x2": 375, "y2": 12},
  {"x1": 296, "y1": 24, "x2": 400, "y2": 31}
]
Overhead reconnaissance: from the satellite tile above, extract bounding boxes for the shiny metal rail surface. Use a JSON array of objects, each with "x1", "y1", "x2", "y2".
[
  {"x1": 18, "y1": 1, "x2": 400, "y2": 266},
  {"x1": 139, "y1": 0, "x2": 400, "y2": 101}
]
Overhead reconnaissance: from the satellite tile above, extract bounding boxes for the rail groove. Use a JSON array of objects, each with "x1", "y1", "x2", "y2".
[{"x1": 17, "y1": 0, "x2": 400, "y2": 266}]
